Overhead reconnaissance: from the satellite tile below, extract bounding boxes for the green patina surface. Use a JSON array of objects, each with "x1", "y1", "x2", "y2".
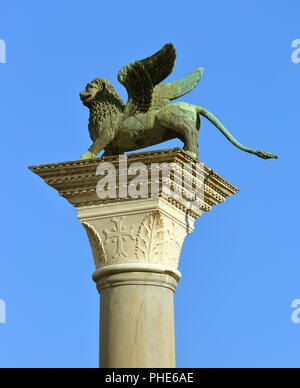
[{"x1": 79, "y1": 43, "x2": 278, "y2": 161}]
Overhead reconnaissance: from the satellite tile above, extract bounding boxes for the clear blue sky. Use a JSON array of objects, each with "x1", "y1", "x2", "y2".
[{"x1": 0, "y1": 0, "x2": 299, "y2": 368}]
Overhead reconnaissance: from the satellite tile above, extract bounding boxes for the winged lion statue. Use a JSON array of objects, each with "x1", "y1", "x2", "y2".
[{"x1": 79, "y1": 43, "x2": 278, "y2": 160}]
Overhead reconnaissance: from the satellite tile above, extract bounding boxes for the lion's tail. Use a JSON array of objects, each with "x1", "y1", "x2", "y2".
[{"x1": 195, "y1": 106, "x2": 278, "y2": 160}]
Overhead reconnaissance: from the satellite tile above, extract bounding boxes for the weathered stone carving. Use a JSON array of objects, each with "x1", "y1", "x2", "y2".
[
  {"x1": 29, "y1": 149, "x2": 239, "y2": 270},
  {"x1": 166, "y1": 222, "x2": 185, "y2": 268},
  {"x1": 103, "y1": 217, "x2": 135, "y2": 260},
  {"x1": 135, "y1": 211, "x2": 165, "y2": 263},
  {"x1": 79, "y1": 43, "x2": 278, "y2": 161},
  {"x1": 82, "y1": 211, "x2": 186, "y2": 270},
  {"x1": 82, "y1": 222, "x2": 107, "y2": 267},
  {"x1": 29, "y1": 149, "x2": 238, "y2": 215}
]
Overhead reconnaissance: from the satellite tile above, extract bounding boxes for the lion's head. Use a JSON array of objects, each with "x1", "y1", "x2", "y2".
[
  {"x1": 80, "y1": 78, "x2": 126, "y2": 142},
  {"x1": 80, "y1": 78, "x2": 125, "y2": 110}
]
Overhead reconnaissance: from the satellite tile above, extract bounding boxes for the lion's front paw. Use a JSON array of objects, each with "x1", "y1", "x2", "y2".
[
  {"x1": 185, "y1": 150, "x2": 199, "y2": 160},
  {"x1": 78, "y1": 151, "x2": 96, "y2": 160}
]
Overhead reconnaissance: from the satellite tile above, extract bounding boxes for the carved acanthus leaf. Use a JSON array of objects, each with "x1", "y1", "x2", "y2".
[
  {"x1": 135, "y1": 212, "x2": 165, "y2": 262},
  {"x1": 82, "y1": 222, "x2": 107, "y2": 268},
  {"x1": 166, "y1": 222, "x2": 183, "y2": 267}
]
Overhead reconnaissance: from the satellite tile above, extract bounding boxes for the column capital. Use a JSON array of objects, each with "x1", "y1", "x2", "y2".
[
  {"x1": 79, "y1": 198, "x2": 194, "y2": 270},
  {"x1": 29, "y1": 148, "x2": 238, "y2": 271}
]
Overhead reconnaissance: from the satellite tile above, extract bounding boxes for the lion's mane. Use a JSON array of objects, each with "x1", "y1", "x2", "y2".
[{"x1": 87, "y1": 78, "x2": 125, "y2": 141}]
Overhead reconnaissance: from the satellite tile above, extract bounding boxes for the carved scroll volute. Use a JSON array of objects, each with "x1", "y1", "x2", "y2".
[
  {"x1": 82, "y1": 222, "x2": 107, "y2": 268},
  {"x1": 135, "y1": 211, "x2": 165, "y2": 264}
]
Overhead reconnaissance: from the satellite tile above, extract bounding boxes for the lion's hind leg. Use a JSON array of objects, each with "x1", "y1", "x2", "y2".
[{"x1": 157, "y1": 103, "x2": 200, "y2": 159}]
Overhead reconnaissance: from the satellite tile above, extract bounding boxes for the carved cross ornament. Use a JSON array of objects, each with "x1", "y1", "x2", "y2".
[{"x1": 103, "y1": 217, "x2": 135, "y2": 260}]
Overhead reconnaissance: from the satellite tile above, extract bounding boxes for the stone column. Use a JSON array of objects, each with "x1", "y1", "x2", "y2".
[
  {"x1": 95, "y1": 264, "x2": 179, "y2": 368},
  {"x1": 79, "y1": 198, "x2": 191, "y2": 368},
  {"x1": 29, "y1": 148, "x2": 238, "y2": 368}
]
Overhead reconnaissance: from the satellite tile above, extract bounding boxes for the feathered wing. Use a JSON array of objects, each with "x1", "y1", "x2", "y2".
[
  {"x1": 138, "y1": 43, "x2": 176, "y2": 85},
  {"x1": 151, "y1": 67, "x2": 204, "y2": 110},
  {"x1": 117, "y1": 43, "x2": 176, "y2": 114}
]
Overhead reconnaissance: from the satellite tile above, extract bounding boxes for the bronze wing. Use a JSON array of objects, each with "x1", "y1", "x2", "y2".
[
  {"x1": 151, "y1": 67, "x2": 204, "y2": 111},
  {"x1": 117, "y1": 43, "x2": 176, "y2": 114}
]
